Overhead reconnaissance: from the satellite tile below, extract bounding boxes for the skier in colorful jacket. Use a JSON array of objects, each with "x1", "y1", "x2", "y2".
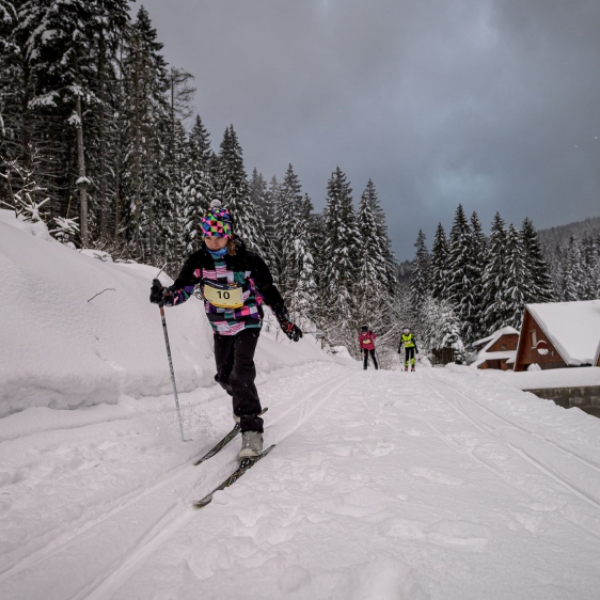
[
  {"x1": 398, "y1": 328, "x2": 418, "y2": 371},
  {"x1": 149, "y1": 200, "x2": 302, "y2": 459},
  {"x1": 359, "y1": 326, "x2": 379, "y2": 370}
]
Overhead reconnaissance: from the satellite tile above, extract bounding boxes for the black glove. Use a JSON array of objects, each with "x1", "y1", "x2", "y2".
[
  {"x1": 150, "y1": 279, "x2": 166, "y2": 304},
  {"x1": 279, "y1": 318, "x2": 303, "y2": 342}
]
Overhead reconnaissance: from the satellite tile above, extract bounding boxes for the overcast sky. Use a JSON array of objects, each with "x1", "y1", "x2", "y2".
[{"x1": 140, "y1": 0, "x2": 600, "y2": 260}]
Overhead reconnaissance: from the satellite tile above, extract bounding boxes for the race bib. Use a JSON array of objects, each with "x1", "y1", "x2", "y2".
[{"x1": 203, "y1": 280, "x2": 244, "y2": 309}]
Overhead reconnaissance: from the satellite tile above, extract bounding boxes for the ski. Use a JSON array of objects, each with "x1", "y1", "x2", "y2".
[
  {"x1": 192, "y1": 444, "x2": 276, "y2": 508},
  {"x1": 192, "y1": 407, "x2": 268, "y2": 466}
]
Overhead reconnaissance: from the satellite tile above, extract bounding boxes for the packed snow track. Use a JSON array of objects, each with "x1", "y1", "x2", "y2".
[{"x1": 2, "y1": 363, "x2": 600, "y2": 599}]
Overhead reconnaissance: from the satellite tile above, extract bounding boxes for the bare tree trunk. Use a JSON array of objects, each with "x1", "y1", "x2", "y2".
[
  {"x1": 170, "y1": 74, "x2": 178, "y2": 263},
  {"x1": 132, "y1": 62, "x2": 142, "y2": 258},
  {"x1": 75, "y1": 95, "x2": 89, "y2": 246},
  {"x1": 97, "y1": 31, "x2": 108, "y2": 241}
]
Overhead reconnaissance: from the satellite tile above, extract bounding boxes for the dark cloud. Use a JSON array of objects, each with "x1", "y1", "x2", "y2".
[{"x1": 141, "y1": 0, "x2": 600, "y2": 259}]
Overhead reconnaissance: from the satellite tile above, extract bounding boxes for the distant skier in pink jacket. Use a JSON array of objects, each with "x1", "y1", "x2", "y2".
[{"x1": 359, "y1": 326, "x2": 379, "y2": 370}]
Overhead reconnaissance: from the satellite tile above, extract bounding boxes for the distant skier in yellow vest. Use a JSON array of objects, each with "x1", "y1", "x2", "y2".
[{"x1": 398, "y1": 328, "x2": 418, "y2": 372}]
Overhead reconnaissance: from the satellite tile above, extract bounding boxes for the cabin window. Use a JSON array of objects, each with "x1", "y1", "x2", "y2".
[{"x1": 530, "y1": 330, "x2": 537, "y2": 346}]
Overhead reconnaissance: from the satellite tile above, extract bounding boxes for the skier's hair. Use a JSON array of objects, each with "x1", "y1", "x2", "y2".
[{"x1": 227, "y1": 239, "x2": 237, "y2": 256}]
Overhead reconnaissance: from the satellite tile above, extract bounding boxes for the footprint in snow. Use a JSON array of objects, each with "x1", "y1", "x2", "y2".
[
  {"x1": 382, "y1": 518, "x2": 492, "y2": 552},
  {"x1": 366, "y1": 441, "x2": 395, "y2": 457},
  {"x1": 425, "y1": 520, "x2": 492, "y2": 552},
  {"x1": 408, "y1": 467, "x2": 464, "y2": 486},
  {"x1": 402, "y1": 427, "x2": 425, "y2": 437},
  {"x1": 343, "y1": 557, "x2": 430, "y2": 600}
]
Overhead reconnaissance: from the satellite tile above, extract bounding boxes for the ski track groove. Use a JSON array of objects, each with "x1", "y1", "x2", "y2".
[
  {"x1": 437, "y1": 372, "x2": 600, "y2": 475},
  {"x1": 1, "y1": 368, "x2": 351, "y2": 600},
  {"x1": 82, "y1": 371, "x2": 354, "y2": 600},
  {"x1": 422, "y1": 373, "x2": 600, "y2": 516}
]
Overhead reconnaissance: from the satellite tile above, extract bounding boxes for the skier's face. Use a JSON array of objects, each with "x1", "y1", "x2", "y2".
[{"x1": 204, "y1": 236, "x2": 229, "y2": 251}]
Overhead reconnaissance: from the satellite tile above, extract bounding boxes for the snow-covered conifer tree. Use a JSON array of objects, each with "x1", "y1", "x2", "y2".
[
  {"x1": 356, "y1": 182, "x2": 390, "y2": 324},
  {"x1": 289, "y1": 194, "x2": 319, "y2": 328},
  {"x1": 27, "y1": 0, "x2": 99, "y2": 246},
  {"x1": 322, "y1": 167, "x2": 359, "y2": 348},
  {"x1": 249, "y1": 169, "x2": 274, "y2": 268},
  {"x1": 482, "y1": 213, "x2": 509, "y2": 333},
  {"x1": 504, "y1": 224, "x2": 526, "y2": 329},
  {"x1": 409, "y1": 230, "x2": 430, "y2": 324},
  {"x1": 520, "y1": 217, "x2": 553, "y2": 304},
  {"x1": 421, "y1": 297, "x2": 465, "y2": 364},
  {"x1": 447, "y1": 205, "x2": 477, "y2": 343},
  {"x1": 561, "y1": 236, "x2": 585, "y2": 301},
  {"x1": 181, "y1": 115, "x2": 213, "y2": 253},
  {"x1": 218, "y1": 125, "x2": 261, "y2": 250},
  {"x1": 275, "y1": 164, "x2": 304, "y2": 299},
  {"x1": 429, "y1": 222, "x2": 449, "y2": 301}
]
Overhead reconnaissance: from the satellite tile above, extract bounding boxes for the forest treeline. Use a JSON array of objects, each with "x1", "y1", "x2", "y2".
[
  {"x1": 0, "y1": 1, "x2": 399, "y2": 356},
  {"x1": 409, "y1": 206, "x2": 600, "y2": 360}
]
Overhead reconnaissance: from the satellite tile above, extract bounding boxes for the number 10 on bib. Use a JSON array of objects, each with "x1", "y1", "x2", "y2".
[{"x1": 203, "y1": 281, "x2": 244, "y2": 309}]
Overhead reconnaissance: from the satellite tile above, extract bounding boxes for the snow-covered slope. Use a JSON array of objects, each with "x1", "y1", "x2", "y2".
[
  {"x1": 4, "y1": 211, "x2": 600, "y2": 599},
  {"x1": 0, "y1": 210, "x2": 332, "y2": 417}
]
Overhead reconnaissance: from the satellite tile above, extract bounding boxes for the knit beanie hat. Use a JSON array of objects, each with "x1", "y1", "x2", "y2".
[{"x1": 200, "y1": 200, "x2": 233, "y2": 238}]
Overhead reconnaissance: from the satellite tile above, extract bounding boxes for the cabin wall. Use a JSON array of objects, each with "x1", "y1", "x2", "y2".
[
  {"x1": 488, "y1": 334, "x2": 519, "y2": 353},
  {"x1": 515, "y1": 310, "x2": 566, "y2": 371}
]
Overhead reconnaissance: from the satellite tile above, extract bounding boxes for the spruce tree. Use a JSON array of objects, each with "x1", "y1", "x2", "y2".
[
  {"x1": 27, "y1": 0, "x2": 100, "y2": 245},
  {"x1": 249, "y1": 169, "x2": 273, "y2": 267},
  {"x1": 469, "y1": 212, "x2": 487, "y2": 339},
  {"x1": 561, "y1": 236, "x2": 584, "y2": 301},
  {"x1": 357, "y1": 182, "x2": 390, "y2": 324},
  {"x1": 429, "y1": 222, "x2": 449, "y2": 301},
  {"x1": 181, "y1": 115, "x2": 213, "y2": 253},
  {"x1": 482, "y1": 213, "x2": 509, "y2": 333},
  {"x1": 264, "y1": 175, "x2": 281, "y2": 278},
  {"x1": 322, "y1": 167, "x2": 359, "y2": 348},
  {"x1": 504, "y1": 224, "x2": 526, "y2": 328},
  {"x1": 409, "y1": 230, "x2": 430, "y2": 324},
  {"x1": 447, "y1": 204, "x2": 477, "y2": 343},
  {"x1": 275, "y1": 164, "x2": 304, "y2": 299},
  {"x1": 421, "y1": 296, "x2": 465, "y2": 363},
  {"x1": 520, "y1": 217, "x2": 553, "y2": 303},
  {"x1": 289, "y1": 194, "x2": 318, "y2": 328},
  {"x1": 121, "y1": 6, "x2": 169, "y2": 260},
  {"x1": 363, "y1": 179, "x2": 397, "y2": 296},
  {"x1": 218, "y1": 125, "x2": 261, "y2": 250}
]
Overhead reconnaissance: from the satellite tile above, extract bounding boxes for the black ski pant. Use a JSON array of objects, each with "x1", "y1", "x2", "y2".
[
  {"x1": 404, "y1": 347, "x2": 415, "y2": 367},
  {"x1": 213, "y1": 328, "x2": 263, "y2": 433},
  {"x1": 363, "y1": 348, "x2": 379, "y2": 370}
]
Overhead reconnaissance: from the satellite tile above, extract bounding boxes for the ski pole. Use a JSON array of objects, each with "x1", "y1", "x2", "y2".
[{"x1": 158, "y1": 300, "x2": 188, "y2": 442}]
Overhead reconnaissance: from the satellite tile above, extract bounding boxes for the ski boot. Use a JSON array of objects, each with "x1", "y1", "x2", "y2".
[
  {"x1": 239, "y1": 431, "x2": 264, "y2": 459},
  {"x1": 411, "y1": 366, "x2": 416, "y2": 372},
  {"x1": 404, "y1": 365, "x2": 409, "y2": 372}
]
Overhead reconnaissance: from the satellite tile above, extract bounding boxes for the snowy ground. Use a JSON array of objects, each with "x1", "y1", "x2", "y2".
[
  {"x1": 2, "y1": 363, "x2": 600, "y2": 600},
  {"x1": 4, "y1": 212, "x2": 600, "y2": 598}
]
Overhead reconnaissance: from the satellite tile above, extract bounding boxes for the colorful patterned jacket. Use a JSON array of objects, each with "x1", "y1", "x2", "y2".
[{"x1": 164, "y1": 239, "x2": 286, "y2": 336}]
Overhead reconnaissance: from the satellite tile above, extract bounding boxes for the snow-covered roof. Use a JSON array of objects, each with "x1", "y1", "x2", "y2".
[
  {"x1": 471, "y1": 326, "x2": 519, "y2": 368},
  {"x1": 473, "y1": 326, "x2": 519, "y2": 349},
  {"x1": 526, "y1": 300, "x2": 600, "y2": 366}
]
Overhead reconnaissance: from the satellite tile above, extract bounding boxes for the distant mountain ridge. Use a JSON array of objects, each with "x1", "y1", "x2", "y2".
[{"x1": 538, "y1": 215, "x2": 600, "y2": 251}]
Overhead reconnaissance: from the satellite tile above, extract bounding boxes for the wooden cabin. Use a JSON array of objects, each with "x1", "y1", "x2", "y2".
[
  {"x1": 471, "y1": 327, "x2": 520, "y2": 370},
  {"x1": 514, "y1": 300, "x2": 600, "y2": 372}
]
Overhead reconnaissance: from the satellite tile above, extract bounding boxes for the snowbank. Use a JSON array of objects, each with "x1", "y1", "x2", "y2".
[
  {"x1": 0, "y1": 210, "x2": 331, "y2": 417},
  {"x1": 483, "y1": 366, "x2": 600, "y2": 390}
]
